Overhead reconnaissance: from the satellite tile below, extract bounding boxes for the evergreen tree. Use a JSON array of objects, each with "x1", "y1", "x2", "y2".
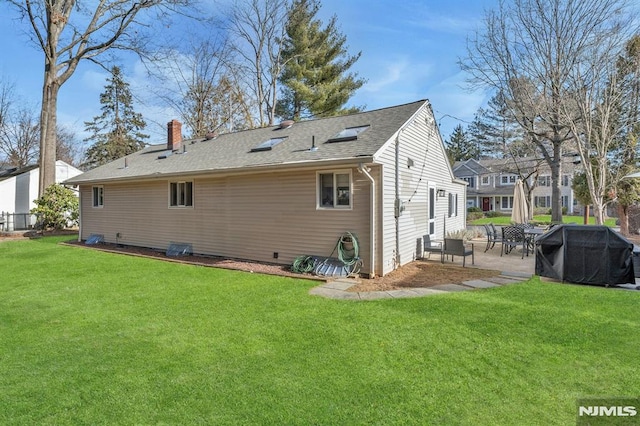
[
  {"x1": 445, "y1": 124, "x2": 478, "y2": 163},
  {"x1": 467, "y1": 90, "x2": 528, "y2": 158},
  {"x1": 276, "y1": 0, "x2": 365, "y2": 120},
  {"x1": 610, "y1": 35, "x2": 640, "y2": 235},
  {"x1": 84, "y1": 67, "x2": 148, "y2": 168}
]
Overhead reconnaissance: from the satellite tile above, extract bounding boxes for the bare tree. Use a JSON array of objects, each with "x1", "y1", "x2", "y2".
[
  {"x1": 226, "y1": 0, "x2": 290, "y2": 127},
  {"x1": 154, "y1": 38, "x2": 254, "y2": 137},
  {"x1": 0, "y1": 80, "x2": 14, "y2": 132},
  {"x1": 561, "y1": 25, "x2": 635, "y2": 225},
  {"x1": 56, "y1": 125, "x2": 84, "y2": 168},
  {"x1": 462, "y1": 0, "x2": 633, "y2": 223},
  {"x1": 0, "y1": 107, "x2": 39, "y2": 168},
  {"x1": 6, "y1": 0, "x2": 193, "y2": 195}
]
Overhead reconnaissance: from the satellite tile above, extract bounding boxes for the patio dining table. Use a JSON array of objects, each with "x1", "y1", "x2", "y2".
[{"x1": 524, "y1": 227, "x2": 545, "y2": 251}]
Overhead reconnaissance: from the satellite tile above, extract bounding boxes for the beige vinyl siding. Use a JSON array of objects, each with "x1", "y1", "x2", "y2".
[
  {"x1": 376, "y1": 105, "x2": 466, "y2": 275},
  {"x1": 79, "y1": 167, "x2": 375, "y2": 274}
]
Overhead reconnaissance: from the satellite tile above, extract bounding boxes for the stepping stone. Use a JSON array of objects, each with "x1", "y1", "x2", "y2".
[
  {"x1": 331, "y1": 291, "x2": 361, "y2": 300},
  {"x1": 357, "y1": 291, "x2": 394, "y2": 300},
  {"x1": 410, "y1": 287, "x2": 448, "y2": 296},
  {"x1": 463, "y1": 279, "x2": 500, "y2": 289},
  {"x1": 387, "y1": 289, "x2": 425, "y2": 298},
  {"x1": 430, "y1": 283, "x2": 470, "y2": 292},
  {"x1": 309, "y1": 287, "x2": 347, "y2": 298},
  {"x1": 500, "y1": 271, "x2": 533, "y2": 279},
  {"x1": 486, "y1": 277, "x2": 520, "y2": 285},
  {"x1": 323, "y1": 281, "x2": 356, "y2": 291}
]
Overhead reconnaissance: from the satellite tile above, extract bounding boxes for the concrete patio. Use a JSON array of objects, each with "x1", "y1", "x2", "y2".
[{"x1": 459, "y1": 237, "x2": 535, "y2": 276}]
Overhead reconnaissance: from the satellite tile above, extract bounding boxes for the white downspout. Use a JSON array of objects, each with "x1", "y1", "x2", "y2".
[
  {"x1": 77, "y1": 187, "x2": 82, "y2": 242},
  {"x1": 358, "y1": 163, "x2": 376, "y2": 278}
]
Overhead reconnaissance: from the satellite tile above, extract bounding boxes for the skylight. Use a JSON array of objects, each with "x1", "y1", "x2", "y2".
[
  {"x1": 326, "y1": 125, "x2": 370, "y2": 143},
  {"x1": 250, "y1": 137, "x2": 286, "y2": 152}
]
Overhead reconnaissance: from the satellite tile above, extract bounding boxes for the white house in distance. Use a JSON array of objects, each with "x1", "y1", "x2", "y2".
[
  {"x1": 453, "y1": 158, "x2": 578, "y2": 214},
  {"x1": 0, "y1": 160, "x2": 83, "y2": 230},
  {"x1": 65, "y1": 100, "x2": 467, "y2": 277}
]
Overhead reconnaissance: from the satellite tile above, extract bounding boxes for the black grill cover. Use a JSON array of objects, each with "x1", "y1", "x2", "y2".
[{"x1": 534, "y1": 225, "x2": 635, "y2": 286}]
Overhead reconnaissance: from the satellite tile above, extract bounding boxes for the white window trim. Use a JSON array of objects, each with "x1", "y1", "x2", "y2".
[
  {"x1": 501, "y1": 175, "x2": 517, "y2": 185},
  {"x1": 316, "y1": 170, "x2": 353, "y2": 210},
  {"x1": 168, "y1": 181, "x2": 194, "y2": 208},
  {"x1": 501, "y1": 196, "x2": 514, "y2": 210},
  {"x1": 92, "y1": 186, "x2": 104, "y2": 208},
  {"x1": 538, "y1": 175, "x2": 551, "y2": 187},
  {"x1": 481, "y1": 176, "x2": 490, "y2": 185}
]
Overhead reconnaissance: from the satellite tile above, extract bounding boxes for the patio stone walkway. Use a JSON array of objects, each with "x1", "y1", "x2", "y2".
[{"x1": 309, "y1": 270, "x2": 533, "y2": 300}]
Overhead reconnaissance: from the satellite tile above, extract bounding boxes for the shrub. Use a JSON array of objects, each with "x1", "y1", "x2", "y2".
[
  {"x1": 446, "y1": 229, "x2": 476, "y2": 241},
  {"x1": 467, "y1": 206, "x2": 482, "y2": 213},
  {"x1": 467, "y1": 211, "x2": 484, "y2": 221},
  {"x1": 485, "y1": 211, "x2": 505, "y2": 218},
  {"x1": 31, "y1": 184, "x2": 79, "y2": 230}
]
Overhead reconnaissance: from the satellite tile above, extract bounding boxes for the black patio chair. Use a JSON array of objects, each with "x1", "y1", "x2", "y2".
[
  {"x1": 422, "y1": 234, "x2": 443, "y2": 262},
  {"x1": 501, "y1": 225, "x2": 528, "y2": 259},
  {"x1": 443, "y1": 238, "x2": 474, "y2": 267},
  {"x1": 483, "y1": 223, "x2": 502, "y2": 252}
]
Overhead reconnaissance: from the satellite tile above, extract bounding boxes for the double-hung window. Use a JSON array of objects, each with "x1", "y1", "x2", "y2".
[
  {"x1": 169, "y1": 181, "x2": 193, "y2": 207},
  {"x1": 318, "y1": 171, "x2": 351, "y2": 209},
  {"x1": 92, "y1": 186, "x2": 104, "y2": 208},
  {"x1": 501, "y1": 175, "x2": 517, "y2": 185},
  {"x1": 501, "y1": 196, "x2": 514, "y2": 209}
]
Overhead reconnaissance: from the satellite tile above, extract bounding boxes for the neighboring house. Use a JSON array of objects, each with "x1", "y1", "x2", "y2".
[
  {"x1": 65, "y1": 100, "x2": 467, "y2": 277},
  {"x1": 453, "y1": 157, "x2": 578, "y2": 214},
  {"x1": 0, "y1": 160, "x2": 83, "y2": 230}
]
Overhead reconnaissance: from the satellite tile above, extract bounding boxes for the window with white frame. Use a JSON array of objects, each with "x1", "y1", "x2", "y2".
[
  {"x1": 562, "y1": 175, "x2": 569, "y2": 186},
  {"x1": 537, "y1": 176, "x2": 551, "y2": 187},
  {"x1": 481, "y1": 176, "x2": 490, "y2": 185},
  {"x1": 455, "y1": 193, "x2": 458, "y2": 216},
  {"x1": 501, "y1": 196, "x2": 514, "y2": 209},
  {"x1": 169, "y1": 181, "x2": 193, "y2": 207},
  {"x1": 92, "y1": 186, "x2": 104, "y2": 208},
  {"x1": 318, "y1": 171, "x2": 351, "y2": 208},
  {"x1": 535, "y1": 196, "x2": 551, "y2": 208},
  {"x1": 461, "y1": 177, "x2": 475, "y2": 188},
  {"x1": 500, "y1": 175, "x2": 517, "y2": 185}
]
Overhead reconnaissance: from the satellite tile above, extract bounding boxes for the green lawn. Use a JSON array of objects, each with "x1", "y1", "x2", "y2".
[
  {"x1": 1, "y1": 237, "x2": 639, "y2": 425},
  {"x1": 470, "y1": 214, "x2": 617, "y2": 227}
]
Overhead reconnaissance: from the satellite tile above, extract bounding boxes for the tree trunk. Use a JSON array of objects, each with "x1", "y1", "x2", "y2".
[
  {"x1": 618, "y1": 203, "x2": 629, "y2": 236},
  {"x1": 593, "y1": 203, "x2": 606, "y2": 227},
  {"x1": 38, "y1": 74, "x2": 59, "y2": 196},
  {"x1": 550, "y1": 143, "x2": 563, "y2": 223}
]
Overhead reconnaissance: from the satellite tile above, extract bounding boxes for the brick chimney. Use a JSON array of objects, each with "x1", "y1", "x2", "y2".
[{"x1": 167, "y1": 119, "x2": 182, "y2": 151}]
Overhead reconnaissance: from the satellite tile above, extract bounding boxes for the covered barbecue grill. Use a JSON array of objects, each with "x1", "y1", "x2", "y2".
[{"x1": 535, "y1": 225, "x2": 635, "y2": 286}]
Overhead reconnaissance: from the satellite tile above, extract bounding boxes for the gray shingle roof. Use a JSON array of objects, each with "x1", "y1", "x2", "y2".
[
  {"x1": 452, "y1": 159, "x2": 490, "y2": 176},
  {"x1": 66, "y1": 100, "x2": 427, "y2": 185},
  {"x1": 0, "y1": 164, "x2": 39, "y2": 182}
]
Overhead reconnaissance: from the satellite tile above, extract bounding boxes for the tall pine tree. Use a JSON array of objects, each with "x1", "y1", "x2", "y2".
[
  {"x1": 84, "y1": 66, "x2": 148, "y2": 169},
  {"x1": 467, "y1": 90, "x2": 527, "y2": 158},
  {"x1": 276, "y1": 0, "x2": 365, "y2": 120},
  {"x1": 445, "y1": 124, "x2": 478, "y2": 163}
]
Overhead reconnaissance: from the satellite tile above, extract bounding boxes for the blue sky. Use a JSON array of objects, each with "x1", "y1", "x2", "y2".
[{"x1": 0, "y1": 0, "x2": 497, "y2": 146}]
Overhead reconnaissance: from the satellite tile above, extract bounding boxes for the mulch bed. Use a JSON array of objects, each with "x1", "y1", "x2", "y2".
[
  {"x1": 6, "y1": 228, "x2": 638, "y2": 292},
  {"x1": 61, "y1": 240, "x2": 503, "y2": 292}
]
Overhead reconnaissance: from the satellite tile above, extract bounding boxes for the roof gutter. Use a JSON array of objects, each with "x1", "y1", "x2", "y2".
[
  {"x1": 64, "y1": 156, "x2": 376, "y2": 186},
  {"x1": 358, "y1": 163, "x2": 376, "y2": 278}
]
